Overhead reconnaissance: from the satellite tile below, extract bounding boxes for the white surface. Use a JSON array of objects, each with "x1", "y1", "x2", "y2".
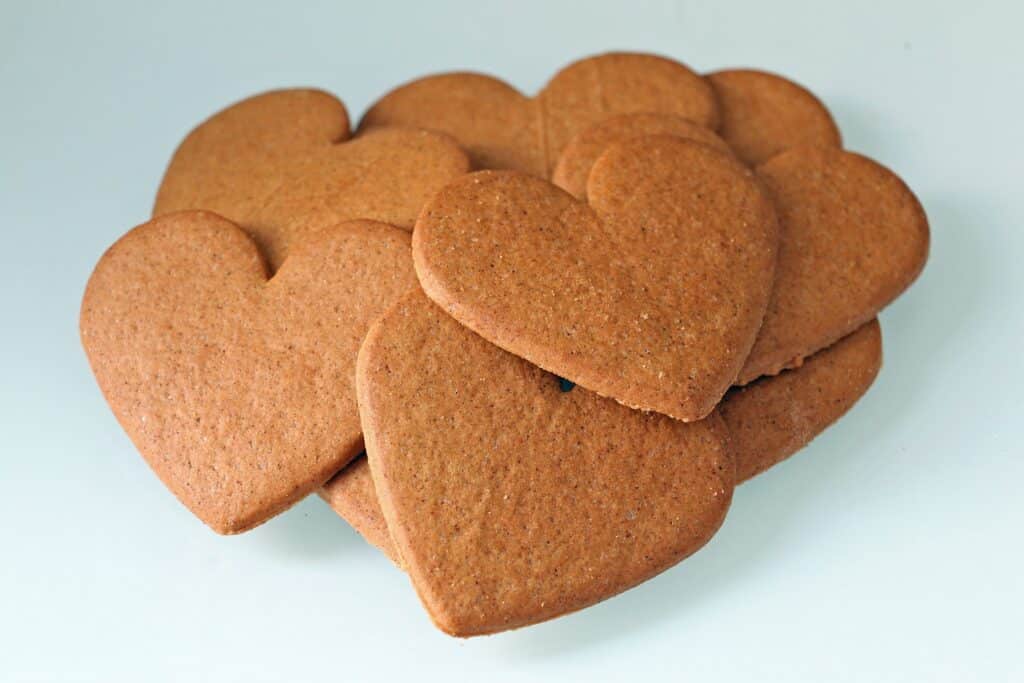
[{"x1": 2, "y1": 1, "x2": 1022, "y2": 681}]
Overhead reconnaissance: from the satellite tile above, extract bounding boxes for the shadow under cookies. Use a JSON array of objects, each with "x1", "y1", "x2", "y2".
[{"x1": 250, "y1": 493, "x2": 376, "y2": 562}]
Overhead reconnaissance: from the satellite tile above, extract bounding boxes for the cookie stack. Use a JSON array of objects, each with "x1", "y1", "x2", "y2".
[{"x1": 80, "y1": 53, "x2": 928, "y2": 636}]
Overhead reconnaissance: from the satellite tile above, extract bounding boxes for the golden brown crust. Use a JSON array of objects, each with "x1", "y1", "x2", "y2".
[
  {"x1": 552, "y1": 113, "x2": 733, "y2": 200},
  {"x1": 80, "y1": 212, "x2": 418, "y2": 533},
  {"x1": 414, "y1": 136, "x2": 778, "y2": 422},
  {"x1": 325, "y1": 320, "x2": 882, "y2": 568},
  {"x1": 359, "y1": 52, "x2": 719, "y2": 176},
  {"x1": 706, "y1": 69, "x2": 842, "y2": 165},
  {"x1": 736, "y1": 147, "x2": 928, "y2": 384},
  {"x1": 154, "y1": 89, "x2": 469, "y2": 270},
  {"x1": 358, "y1": 290, "x2": 734, "y2": 636},
  {"x1": 723, "y1": 319, "x2": 882, "y2": 482}
]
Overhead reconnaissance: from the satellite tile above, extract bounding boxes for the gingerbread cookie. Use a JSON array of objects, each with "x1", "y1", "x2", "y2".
[
  {"x1": 552, "y1": 113, "x2": 733, "y2": 199},
  {"x1": 154, "y1": 88, "x2": 469, "y2": 270},
  {"x1": 706, "y1": 69, "x2": 842, "y2": 166},
  {"x1": 324, "y1": 318, "x2": 881, "y2": 565},
  {"x1": 359, "y1": 52, "x2": 719, "y2": 176},
  {"x1": 80, "y1": 212, "x2": 418, "y2": 533},
  {"x1": 414, "y1": 135, "x2": 778, "y2": 421},
  {"x1": 553, "y1": 129, "x2": 925, "y2": 385},
  {"x1": 359, "y1": 290, "x2": 733, "y2": 636},
  {"x1": 737, "y1": 146, "x2": 928, "y2": 383}
]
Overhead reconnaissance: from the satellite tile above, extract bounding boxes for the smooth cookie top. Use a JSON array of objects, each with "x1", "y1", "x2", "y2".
[
  {"x1": 736, "y1": 147, "x2": 928, "y2": 383},
  {"x1": 81, "y1": 211, "x2": 418, "y2": 533},
  {"x1": 414, "y1": 135, "x2": 778, "y2": 421},
  {"x1": 707, "y1": 69, "x2": 842, "y2": 165},
  {"x1": 359, "y1": 290, "x2": 733, "y2": 636}
]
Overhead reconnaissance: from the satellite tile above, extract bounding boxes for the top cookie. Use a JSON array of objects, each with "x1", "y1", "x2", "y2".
[
  {"x1": 706, "y1": 69, "x2": 842, "y2": 165},
  {"x1": 414, "y1": 135, "x2": 778, "y2": 422},
  {"x1": 154, "y1": 88, "x2": 469, "y2": 269},
  {"x1": 359, "y1": 52, "x2": 719, "y2": 176}
]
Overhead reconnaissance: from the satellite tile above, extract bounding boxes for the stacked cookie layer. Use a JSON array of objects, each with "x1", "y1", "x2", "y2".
[{"x1": 80, "y1": 53, "x2": 928, "y2": 637}]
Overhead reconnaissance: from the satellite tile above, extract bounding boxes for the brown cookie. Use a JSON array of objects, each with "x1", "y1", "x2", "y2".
[
  {"x1": 414, "y1": 135, "x2": 778, "y2": 421},
  {"x1": 80, "y1": 211, "x2": 418, "y2": 533},
  {"x1": 736, "y1": 146, "x2": 928, "y2": 383},
  {"x1": 723, "y1": 318, "x2": 882, "y2": 482},
  {"x1": 324, "y1": 317, "x2": 881, "y2": 565},
  {"x1": 154, "y1": 88, "x2": 469, "y2": 270},
  {"x1": 359, "y1": 290, "x2": 734, "y2": 636},
  {"x1": 359, "y1": 52, "x2": 719, "y2": 176},
  {"x1": 552, "y1": 122, "x2": 923, "y2": 385},
  {"x1": 552, "y1": 113, "x2": 733, "y2": 199},
  {"x1": 706, "y1": 69, "x2": 842, "y2": 165}
]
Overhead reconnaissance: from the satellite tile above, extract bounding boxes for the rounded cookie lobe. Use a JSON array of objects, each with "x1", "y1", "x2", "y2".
[
  {"x1": 359, "y1": 52, "x2": 720, "y2": 177},
  {"x1": 736, "y1": 146, "x2": 928, "y2": 384},
  {"x1": 706, "y1": 69, "x2": 842, "y2": 166},
  {"x1": 538, "y1": 52, "x2": 720, "y2": 171},
  {"x1": 723, "y1": 319, "x2": 883, "y2": 482},
  {"x1": 359, "y1": 72, "x2": 542, "y2": 174},
  {"x1": 415, "y1": 136, "x2": 778, "y2": 422},
  {"x1": 80, "y1": 212, "x2": 418, "y2": 533},
  {"x1": 153, "y1": 89, "x2": 470, "y2": 270},
  {"x1": 552, "y1": 112, "x2": 733, "y2": 200},
  {"x1": 358, "y1": 290, "x2": 734, "y2": 636}
]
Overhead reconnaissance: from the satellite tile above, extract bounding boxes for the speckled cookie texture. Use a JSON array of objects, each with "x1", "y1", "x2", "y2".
[
  {"x1": 358, "y1": 290, "x2": 734, "y2": 636},
  {"x1": 414, "y1": 135, "x2": 778, "y2": 422},
  {"x1": 359, "y1": 52, "x2": 719, "y2": 176},
  {"x1": 552, "y1": 113, "x2": 733, "y2": 199},
  {"x1": 324, "y1": 317, "x2": 882, "y2": 566},
  {"x1": 706, "y1": 69, "x2": 842, "y2": 166},
  {"x1": 736, "y1": 146, "x2": 928, "y2": 383},
  {"x1": 80, "y1": 211, "x2": 418, "y2": 533},
  {"x1": 550, "y1": 120, "x2": 925, "y2": 387},
  {"x1": 154, "y1": 88, "x2": 469, "y2": 270},
  {"x1": 723, "y1": 318, "x2": 882, "y2": 482}
]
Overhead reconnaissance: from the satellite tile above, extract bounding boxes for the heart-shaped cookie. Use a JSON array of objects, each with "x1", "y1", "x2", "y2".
[
  {"x1": 359, "y1": 52, "x2": 719, "y2": 176},
  {"x1": 706, "y1": 69, "x2": 842, "y2": 166},
  {"x1": 324, "y1": 318, "x2": 881, "y2": 565},
  {"x1": 414, "y1": 135, "x2": 779, "y2": 421},
  {"x1": 736, "y1": 146, "x2": 928, "y2": 383},
  {"x1": 552, "y1": 124, "x2": 926, "y2": 385},
  {"x1": 552, "y1": 112, "x2": 733, "y2": 200},
  {"x1": 80, "y1": 211, "x2": 418, "y2": 533},
  {"x1": 359, "y1": 290, "x2": 734, "y2": 636},
  {"x1": 154, "y1": 88, "x2": 469, "y2": 270}
]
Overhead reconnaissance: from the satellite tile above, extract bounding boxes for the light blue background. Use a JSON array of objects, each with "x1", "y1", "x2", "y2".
[{"x1": 2, "y1": 1, "x2": 1021, "y2": 681}]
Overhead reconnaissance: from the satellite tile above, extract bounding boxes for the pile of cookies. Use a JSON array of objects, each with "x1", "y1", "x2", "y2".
[{"x1": 80, "y1": 53, "x2": 928, "y2": 636}]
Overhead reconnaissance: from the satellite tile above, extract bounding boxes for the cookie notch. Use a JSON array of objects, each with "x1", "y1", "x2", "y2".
[
  {"x1": 360, "y1": 52, "x2": 719, "y2": 176},
  {"x1": 81, "y1": 211, "x2": 418, "y2": 533},
  {"x1": 155, "y1": 88, "x2": 470, "y2": 270}
]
